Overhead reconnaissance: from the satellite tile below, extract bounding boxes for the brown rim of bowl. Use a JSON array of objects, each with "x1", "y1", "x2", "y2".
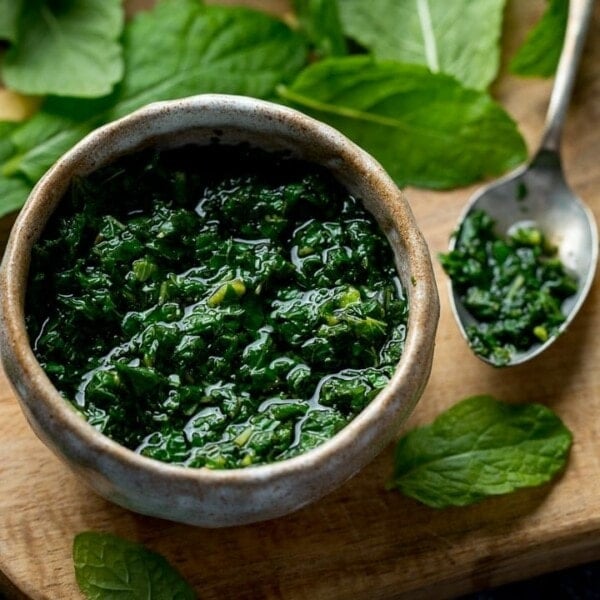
[{"x1": 0, "y1": 94, "x2": 438, "y2": 487}]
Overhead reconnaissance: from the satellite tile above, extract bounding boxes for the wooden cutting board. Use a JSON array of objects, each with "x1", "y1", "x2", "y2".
[{"x1": 2, "y1": 2, "x2": 600, "y2": 598}]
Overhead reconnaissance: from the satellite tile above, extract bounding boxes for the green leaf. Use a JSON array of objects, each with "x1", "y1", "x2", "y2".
[
  {"x1": 73, "y1": 531, "x2": 196, "y2": 600},
  {"x1": 0, "y1": 175, "x2": 32, "y2": 219},
  {"x1": 390, "y1": 395, "x2": 572, "y2": 508},
  {"x1": 0, "y1": 0, "x2": 23, "y2": 43},
  {"x1": 108, "y1": 0, "x2": 307, "y2": 119},
  {"x1": 293, "y1": 0, "x2": 347, "y2": 58},
  {"x1": 4, "y1": 112, "x2": 94, "y2": 182},
  {"x1": 0, "y1": 122, "x2": 18, "y2": 164},
  {"x1": 0, "y1": 122, "x2": 33, "y2": 218},
  {"x1": 2, "y1": 0, "x2": 124, "y2": 98},
  {"x1": 338, "y1": 0, "x2": 506, "y2": 90},
  {"x1": 278, "y1": 56, "x2": 527, "y2": 189},
  {"x1": 510, "y1": 0, "x2": 568, "y2": 77},
  {"x1": 0, "y1": 0, "x2": 308, "y2": 218}
]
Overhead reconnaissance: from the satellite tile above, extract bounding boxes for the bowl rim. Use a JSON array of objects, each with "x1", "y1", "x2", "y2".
[{"x1": 0, "y1": 94, "x2": 438, "y2": 490}]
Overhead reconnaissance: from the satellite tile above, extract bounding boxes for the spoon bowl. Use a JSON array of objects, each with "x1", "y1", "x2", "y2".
[
  {"x1": 449, "y1": 149, "x2": 598, "y2": 366},
  {"x1": 447, "y1": 0, "x2": 598, "y2": 366}
]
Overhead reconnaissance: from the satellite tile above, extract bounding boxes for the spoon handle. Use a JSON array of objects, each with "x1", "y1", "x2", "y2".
[{"x1": 540, "y1": 0, "x2": 595, "y2": 152}]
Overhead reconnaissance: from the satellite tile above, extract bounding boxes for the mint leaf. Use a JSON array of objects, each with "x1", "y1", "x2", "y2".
[
  {"x1": 278, "y1": 56, "x2": 527, "y2": 189},
  {"x1": 4, "y1": 112, "x2": 93, "y2": 182},
  {"x1": 0, "y1": 123, "x2": 34, "y2": 219},
  {"x1": 338, "y1": 0, "x2": 506, "y2": 90},
  {"x1": 390, "y1": 395, "x2": 572, "y2": 508},
  {"x1": 73, "y1": 532, "x2": 195, "y2": 600},
  {"x1": 293, "y1": 0, "x2": 347, "y2": 58},
  {"x1": 0, "y1": 122, "x2": 18, "y2": 163},
  {"x1": 0, "y1": 176, "x2": 31, "y2": 219},
  {"x1": 107, "y1": 0, "x2": 307, "y2": 119},
  {"x1": 0, "y1": 0, "x2": 23, "y2": 43},
  {"x1": 0, "y1": 0, "x2": 308, "y2": 218},
  {"x1": 510, "y1": 0, "x2": 568, "y2": 77},
  {"x1": 2, "y1": 0, "x2": 124, "y2": 98}
]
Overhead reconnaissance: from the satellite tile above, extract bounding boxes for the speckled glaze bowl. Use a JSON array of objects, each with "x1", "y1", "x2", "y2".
[{"x1": 0, "y1": 94, "x2": 438, "y2": 527}]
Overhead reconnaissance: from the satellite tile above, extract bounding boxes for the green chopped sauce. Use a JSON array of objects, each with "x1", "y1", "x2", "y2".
[
  {"x1": 26, "y1": 144, "x2": 408, "y2": 469},
  {"x1": 439, "y1": 210, "x2": 578, "y2": 366}
]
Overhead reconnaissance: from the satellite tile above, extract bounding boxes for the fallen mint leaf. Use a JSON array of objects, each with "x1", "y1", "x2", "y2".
[
  {"x1": 73, "y1": 532, "x2": 196, "y2": 600},
  {"x1": 389, "y1": 395, "x2": 572, "y2": 508}
]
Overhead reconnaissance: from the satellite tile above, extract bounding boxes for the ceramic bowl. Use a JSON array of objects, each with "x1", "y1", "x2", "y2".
[{"x1": 0, "y1": 94, "x2": 439, "y2": 527}]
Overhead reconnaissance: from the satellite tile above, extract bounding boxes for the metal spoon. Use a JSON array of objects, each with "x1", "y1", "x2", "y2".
[{"x1": 447, "y1": 0, "x2": 598, "y2": 366}]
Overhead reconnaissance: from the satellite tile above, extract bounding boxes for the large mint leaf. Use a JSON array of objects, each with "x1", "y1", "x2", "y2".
[
  {"x1": 73, "y1": 532, "x2": 195, "y2": 600},
  {"x1": 338, "y1": 0, "x2": 505, "y2": 90},
  {"x1": 0, "y1": 0, "x2": 308, "y2": 219},
  {"x1": 0, "y1": 0, "x2": 23, "y2": 43},
  {"x1": 293, "y1": 0, "x2": 347, "y2": 58},
  {"x1": 108, "y1": 0, "x2": 307, "y2": 119},
  {"x1": 390, "y1": 395, "x2": 572, "y2": 508},
  {"x1": 510, "y1": 0, "x2": 568, "y2": 77},
  {"x1": 2, "y1": 0, "x2": 124, "y2": 98},
  {"x1": 278, "y1": 56, "x2": 526, "y2": 189}
]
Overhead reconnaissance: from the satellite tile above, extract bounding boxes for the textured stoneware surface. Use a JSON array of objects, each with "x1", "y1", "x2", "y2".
[{"x1": 0, "y1": 94, "x2": 439, "y2": 527}]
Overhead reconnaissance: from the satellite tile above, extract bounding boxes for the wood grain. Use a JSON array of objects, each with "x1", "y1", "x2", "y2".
[{"x1": 2, "y1": 1, "x2": 600, "y2": 598}]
